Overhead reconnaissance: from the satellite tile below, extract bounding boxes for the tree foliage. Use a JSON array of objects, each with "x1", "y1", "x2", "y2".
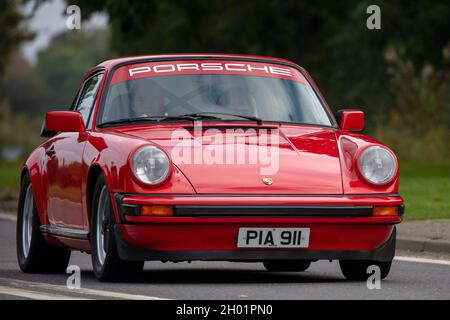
[
  {"x1": 68, "y1": 0, "x2": 450, "y2": 111},
  {"x1": 2, "y1": 54, "x2": 51, "y2": 115},
  {"x1": 0, "y1": 0, "x2": 33, "y2": 76},
  {"x1": 2, "y1": 0, "x2": 450, "y2": 163},
  {"x1": 2, "y1": 29, "x2": 109, "y2": 116},
  {"x1": 35, "y1": 29, "x2": 110, "y2": 109}
]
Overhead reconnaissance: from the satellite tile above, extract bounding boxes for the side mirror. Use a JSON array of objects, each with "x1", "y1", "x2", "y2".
[
  {"x1": 44, "y1": 111, "x2": 86, "y2": 134},
  {"x1": 336, "y1": 109, "x2": 364, "y2": 132}
]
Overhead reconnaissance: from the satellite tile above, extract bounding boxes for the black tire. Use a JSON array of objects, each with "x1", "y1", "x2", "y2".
[
  {"x1": 263, "y1": 260, "x2": 311, "y2": 272},
  {"x1": 16, "y1": 173, "x2": 71, "y2": 273},
  {"x1": 339, "y1": 260, "x2": 392, "y2": 281},
  {"x1": 90, "y1": 174, "x2": 144, "y2": 282}
]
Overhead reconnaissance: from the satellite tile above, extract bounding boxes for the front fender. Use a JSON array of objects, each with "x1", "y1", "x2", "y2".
[
  {"x1": 336, "y1": 132, "x2": 400, "y2": 194},
  {"x1": 82, "y1": 133, "x2": 196, "y2": 227},
  {"x1": 85, "y1": 133, "x2": 196, "y2": 194}
]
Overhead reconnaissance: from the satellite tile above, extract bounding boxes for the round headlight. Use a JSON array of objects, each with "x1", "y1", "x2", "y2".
[
  {"x1": 131, "y1": 146, "x2": 170, "y2": 185},
  {"x1": 358, "y1": 146, "x2": 397, "y2": 186}
]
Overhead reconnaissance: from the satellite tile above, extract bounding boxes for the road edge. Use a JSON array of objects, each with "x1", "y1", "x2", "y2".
[{"x1": 397, "y1": 237, "x2": 450, "y2": 254}]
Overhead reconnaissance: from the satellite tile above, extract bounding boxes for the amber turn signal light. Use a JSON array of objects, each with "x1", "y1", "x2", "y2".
[
  {"x1": 140, "y1": 205, "x2": 174, "y2": 216},
  {"x1": 372, "y1": 206, "x2": 398, "y2": 217}
]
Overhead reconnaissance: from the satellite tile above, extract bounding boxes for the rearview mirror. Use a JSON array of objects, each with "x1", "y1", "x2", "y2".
[
  {"x1": 43, "y1": 111, "x2": 86, "y2": 135},
  {"x1": 336, "y1": 109, "x2": 364, "y2": 132}
]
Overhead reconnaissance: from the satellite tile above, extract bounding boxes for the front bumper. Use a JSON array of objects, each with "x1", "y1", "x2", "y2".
[{"x1": 113, "y1": 193, "x2": 403, "y2": 262}]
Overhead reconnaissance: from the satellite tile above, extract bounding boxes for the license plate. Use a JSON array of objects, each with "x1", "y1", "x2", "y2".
[{"x1": 237, "y1": 228, "x2": 310, "y2": 248}]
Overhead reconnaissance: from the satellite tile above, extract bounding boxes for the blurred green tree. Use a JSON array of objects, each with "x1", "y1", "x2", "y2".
[
  {"x1": 0, "y1": 0, "x2": 33, "y2": 76},
  {"x1": 1, "y1": 2, "x2": 109, "y2": 157},
  {"x1": 35, "y1": 29, "x2": 110, "y2": 109},
  {"x1": 6, "y1": 0, "x2": 450, "y2": 164},
  {"x1": 0, "y1": 0, "x2": 34, "y2": 153},
  {"x1": 66, "y1": 0, "x2": 450, "y2": 113},
  {"x1": 2, "y1": 29, "x2": 110, "y2": 116},
  {"x1": 327, "y1": 0, "x2": 450, "y2": 115},
  {"x1": 2, "y1": 54, "x2": 51, "y2": 115}
]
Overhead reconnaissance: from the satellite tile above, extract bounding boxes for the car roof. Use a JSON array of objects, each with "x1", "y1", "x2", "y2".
[{"x1": 97, "y1": 53, "x2": 300, "y2": 69}]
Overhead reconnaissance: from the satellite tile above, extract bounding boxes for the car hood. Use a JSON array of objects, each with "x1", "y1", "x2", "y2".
[{"x1": 112, "y1": 124, "x2": 343, "y2": 194}]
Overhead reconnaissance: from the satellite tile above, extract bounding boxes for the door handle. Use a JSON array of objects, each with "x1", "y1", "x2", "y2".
[{"x1": 45, "y1": 147, "x2": 55, "y2": 157}]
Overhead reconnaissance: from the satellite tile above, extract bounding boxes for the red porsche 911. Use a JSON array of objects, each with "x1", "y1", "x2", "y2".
[{"x1": 16, "y1": 54, "x2": 404, "y2": 282}]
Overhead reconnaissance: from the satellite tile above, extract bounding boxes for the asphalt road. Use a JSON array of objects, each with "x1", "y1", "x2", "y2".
[{"x1": 1, "y1": 216, "x2": 450, "y2": 300}]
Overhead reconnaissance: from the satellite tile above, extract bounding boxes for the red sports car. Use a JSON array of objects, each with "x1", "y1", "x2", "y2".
[{"x1": 16, "y1": 54, "x2": 403, "y2": 281}]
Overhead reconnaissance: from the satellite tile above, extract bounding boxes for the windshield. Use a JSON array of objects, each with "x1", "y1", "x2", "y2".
[{"x1": 99, "y1": 61, "x2": 333, "y2": 126}]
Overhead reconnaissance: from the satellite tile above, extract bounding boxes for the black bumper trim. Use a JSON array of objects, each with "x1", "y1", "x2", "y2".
[
  {"x1": 174, "y1": 205, "x2": 373, "y2": 217},
  {"x1": 113, "y1": 225, "x2": 396, "y2": 262},
  {"x1": 115, "y1": 192, "x2": 404, "y2": 219}
]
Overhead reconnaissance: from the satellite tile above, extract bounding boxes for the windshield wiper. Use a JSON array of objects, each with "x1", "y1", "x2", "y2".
[
  {"x1": 184, "y1": 112, "x2": 262, "y2": 124},
  {"x1": 97, "y1": 117, "x2": 157, "y2": 128},
  {"x1": 97, "y1": 116, "x2": 193, "y2": 128},
  {"x1": 97, "y1": 114, "x2": 223, "y2": 128}
]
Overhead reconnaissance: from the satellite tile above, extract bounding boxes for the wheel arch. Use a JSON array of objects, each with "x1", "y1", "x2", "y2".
[
  {"x1": 85, "y1": 163, "x2": 120, "y2": 227},
  {"x1": 20, "y1": 166, "x2": 28, "y2": 184},
  {"x1": 22, "y1": 154, "x2": 47, "y2": 225},
  {"x1": 86, "y1": 164, "x2": 105, "y2": 224}
]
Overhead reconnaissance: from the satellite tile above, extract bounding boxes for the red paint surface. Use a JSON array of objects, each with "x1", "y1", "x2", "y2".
[
  {"x1": 46, "y1": 111, "x2": 85, "y2": 133},
  {"x1": 119, "y1": 223, "x2": 395, "y2": 251},
  {"x1": 339, "y1": 110, "x2": 365, "y2": 132}
]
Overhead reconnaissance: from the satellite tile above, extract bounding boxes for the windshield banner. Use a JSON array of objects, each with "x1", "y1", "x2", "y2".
[{"x1": 110, "y1": 60, "x2": 309, "y2": 85}]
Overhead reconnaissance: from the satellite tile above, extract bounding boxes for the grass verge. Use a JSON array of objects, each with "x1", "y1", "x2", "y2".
[
  {"x1": 0, "y1": 161, "x2": 21, "y2": 189},
  {"x1": 400, "y1": 163, "x2": 450, "y2": 220}
]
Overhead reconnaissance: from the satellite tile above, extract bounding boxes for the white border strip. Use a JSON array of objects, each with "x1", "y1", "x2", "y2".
[
  {"x1": 395, "y1": 256, "x2": 450, "y2": 266},
  {"x1": 0, "y1": 285, "x2": 89, "y2": 300},
  {"x1": 0, "y1": 278, "x2": 169, "y2": 300},
  {"x1": 0, "y1": 213, "x2": 17, "y2": 222}
]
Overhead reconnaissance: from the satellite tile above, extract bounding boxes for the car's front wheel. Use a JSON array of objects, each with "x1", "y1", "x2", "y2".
[
  {"x1": 263, "y1": 260, "x2": 311, "y2": 272},
  {"x1": 91, "y1": 174, "x2": 144, "y2": 282},
  {"x1": 339, "y1": 260, "x2": 392, "y2": 281},
  {"x1": 16, "y1": 173, "x2": 71, "y2": 273}
]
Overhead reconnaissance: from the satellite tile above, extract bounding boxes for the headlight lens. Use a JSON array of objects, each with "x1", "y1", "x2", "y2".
[
  {"x1": 358, "y1": 146, "x2": 397, "y2": 185},
  {"x1": 132, "y1": 146, "x2": 170, "y2": 185}
]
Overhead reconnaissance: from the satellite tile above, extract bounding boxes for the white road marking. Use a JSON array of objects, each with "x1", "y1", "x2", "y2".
[
  {"x1": 0, "y1": 277, "x2": 168, "y2": 300},
  {"x1": 0, "y1": 285, "x2": 89, "y2": 300},
  {"x1": 395, "y1": 256, "x2": 450, "y2": 266},
  {"x1": 0, "y1": 213, "x2": 17, "y2": 222}
]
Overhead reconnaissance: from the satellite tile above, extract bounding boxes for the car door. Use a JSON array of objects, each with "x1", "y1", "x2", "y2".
[{"x1": 45, "y1": 72, "x2": 104, "y2": 229}]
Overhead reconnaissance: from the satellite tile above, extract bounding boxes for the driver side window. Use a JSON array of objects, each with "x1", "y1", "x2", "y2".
[{"x1": 76, "y1": 73, "x2": 104, "y2": 129}]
